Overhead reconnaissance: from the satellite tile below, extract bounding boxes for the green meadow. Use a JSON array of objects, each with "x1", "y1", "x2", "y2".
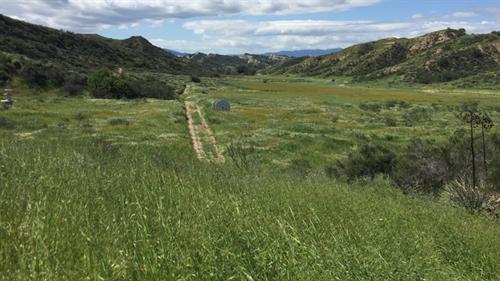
[
  {"x1": 194, "y1": 76, "x2": 500, "y2": 167},
  {"x1": 1, "y1": 76, "x2": 499, "y2": 280}
]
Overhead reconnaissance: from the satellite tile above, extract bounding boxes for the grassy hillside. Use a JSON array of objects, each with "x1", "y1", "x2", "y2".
[
  {"x1": 265, "y1": 29, "x2": 500, "y2": 88},
  {"x1": 1, "y1": 137, "x2": 499, "y2": 280},
  {"x1": 0, "y1": 14, "x2": 196, "y2": 75}
]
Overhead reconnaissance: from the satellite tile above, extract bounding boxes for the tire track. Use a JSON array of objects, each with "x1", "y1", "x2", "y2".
[{"x1": 184, "y1": 86, "x2": 225, "y2": 164}]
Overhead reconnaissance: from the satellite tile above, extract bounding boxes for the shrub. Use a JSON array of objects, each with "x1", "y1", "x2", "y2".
[
  {"x1": 130, "y1": 79, "x2": 176, "y2": 100},
  {"x1": 442, "y1": 179, "x2": 488, "y2": 212},
  {"x1": 0, "y1": 116, "x2": 16, "y2": 129},
  {"x1": 108, "y1": 118, "x2": 130, "y2": 126},
  {"x1": 191, "y1": 76, "x2": 201, "y2": 83},
  {"x1": 73, "y1": 112, "x2": 87, "y2": 121},
  {"x1": 19, "y1": 62, "x2": 65, "y2": 88},
  {"x1": 87, "y1": 69, "x2": 134, "y2": 99},
  {"x1": 19, "y1": 63, "x2": 49, "y2": 87},
  {"x1": 287, "y1": 159, "x2": 313, "y2": 177},
  {"x1": 226, "y1": 144, "x2": 257, "y2": 171},
  {"x1": 359, "y1": 102, "x2": 382, "y2": 112},
  {"x1": 384, "y1": 116, "x2": 397, "y2": 127},
  {"x1": 63, "y1": 73, "x2": 87, "y2": 96},
  {"x1": 334, "y1": 144, "x2": 396, "y2": 181},
  {"x1": 392, "y1": 139, "x2": 450, "y2": 194},
  {"x1": 402, "y1": 106, "x2": 432, "y2": 126}
]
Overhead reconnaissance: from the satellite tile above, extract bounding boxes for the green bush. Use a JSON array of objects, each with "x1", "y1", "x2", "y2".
[
  {"x1": 402, "y1": 106, "x2": 432, "y2": 126},
  {"x1": 88, "y1": 69, "x2": 177, "y2": 100},
  {"x1": 87, "y1": 69, "x2": 134, "y2": 99}
]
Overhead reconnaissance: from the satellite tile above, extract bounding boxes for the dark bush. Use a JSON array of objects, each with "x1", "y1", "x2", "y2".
[
  {"x1": 63, "y1": 73, "x2": 87, "y2": 96},
  {"x1": 402, "y1": 106, "x2": 432, "y2": 126},
  {"x1": 392, "y1": 139, "x2": 450, "y2": 194},
  {"x1": 0, "y1": 116, "x2": 16, "y2": 129},
  {"x1": 130, "y1": 79, "x2": 176, "y2": 100},
  {"x1": 334, "y1": 144, "x2": 396, "y2": 181},
  {"x1": 19, "y1": 63, "x2": 49, "y2": 87},
  {"x1": 19, "y1": 62, "x2": 65, "y2": 88},
  {"x1": 108, "y1": 118, "x2": 130, "y2": 126},
  {"x1": 191, "y1": 75, "x2": 201, "y2": 83},
  {"x1": 359, "y1": 102, "x2": 382, "y2": 112},
  {"x1": 384, "y1": 116, "x2": 397, "y2": 127},
  {"x1": 288, "y1": 159, "x2": 313, "y2": 177}
]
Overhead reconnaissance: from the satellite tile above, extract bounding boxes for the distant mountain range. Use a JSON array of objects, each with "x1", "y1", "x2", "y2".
[
  {"x1": 164, "y1": 48, "x2": 343, "y2": 58},
  {"x1": 164, "y1": 49, "x2": 190, "y2": 57},
  {"x1": 262, "y1": 48, "x2": 343, "y2": 57}
]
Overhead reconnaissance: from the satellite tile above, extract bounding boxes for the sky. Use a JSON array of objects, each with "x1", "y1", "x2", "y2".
[{"x1": 1, "y1": 0, "x2": 499, "y2": 54}]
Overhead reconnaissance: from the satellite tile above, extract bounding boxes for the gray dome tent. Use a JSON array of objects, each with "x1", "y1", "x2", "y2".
[{"x1": 213, "y1": 100, "x2": 230, "y2": 111}]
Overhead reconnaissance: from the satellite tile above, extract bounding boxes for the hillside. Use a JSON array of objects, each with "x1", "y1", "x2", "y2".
[
  {"x1": 0, "y1": 14, "x2": 202, "y2": 75},
  {"x1": 185, "y1": 52, "x2": 286, "y2": 75},
  {"x1": 264, "y1": 29, "x2": 500, "y2": 87}
]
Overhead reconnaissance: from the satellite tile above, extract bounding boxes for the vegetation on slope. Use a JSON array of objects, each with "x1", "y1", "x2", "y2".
[
  {"x1": 0, "y1": 15, "x2": 194, "y2": 75},
  {"x1": 264, "y1": 29, "x2": 500, "y2": 88}
]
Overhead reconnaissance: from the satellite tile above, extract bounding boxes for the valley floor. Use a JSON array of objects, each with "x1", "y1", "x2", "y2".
[{"x1": 0, "y1": 76, "x2": 499, "y2": 280}]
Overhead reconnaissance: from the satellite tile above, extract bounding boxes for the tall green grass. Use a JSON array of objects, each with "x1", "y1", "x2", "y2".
[{"x1": 1, "y1": 138, "x2": 498, "y2": 280}]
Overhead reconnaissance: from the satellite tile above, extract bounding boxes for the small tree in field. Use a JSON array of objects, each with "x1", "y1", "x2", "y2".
[{"x1": 458, "y1": 102, "x2": 481, "y2": 187}]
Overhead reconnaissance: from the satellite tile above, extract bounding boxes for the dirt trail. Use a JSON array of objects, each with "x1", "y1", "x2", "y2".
[{"x1": 183, "y1": 86, "x2": 225, "y2": 164}]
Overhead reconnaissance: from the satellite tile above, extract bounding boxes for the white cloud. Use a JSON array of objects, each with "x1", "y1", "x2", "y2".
[
  {"x1": 0, "y1": 0, "x2": 381, "y2": 31},
  {"x1": 153, "y1": 19, "x2": 500, "y2": 54},
  {"x1": 1, "y1": 0, "x2": 499, "y2": 54}
]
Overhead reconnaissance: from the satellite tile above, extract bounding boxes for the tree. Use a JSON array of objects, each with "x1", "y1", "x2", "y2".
[{"x1": 458, "y1": 102, "x2": 481, "y2": 187}]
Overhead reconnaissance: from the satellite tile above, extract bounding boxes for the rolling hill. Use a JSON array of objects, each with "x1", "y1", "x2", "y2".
[
  {"x1": 0, "y1": 14, "x2": 198, "y2": 75},
  {"x1": 264, "y1": 29, "x2": 500, "y2": 87}
]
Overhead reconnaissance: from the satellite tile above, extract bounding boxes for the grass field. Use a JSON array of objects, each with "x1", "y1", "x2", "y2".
[
  {"x1": 1, "y1": 77, "x2": 499, "y2": 280},
  {"x1": 193, "y1": 76, "x2": 500, "y2": 167}
]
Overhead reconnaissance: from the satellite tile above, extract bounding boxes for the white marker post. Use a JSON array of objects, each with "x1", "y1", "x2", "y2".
[{"x1": 2, "y1": 89, "x2": 14, "y2": 109}]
